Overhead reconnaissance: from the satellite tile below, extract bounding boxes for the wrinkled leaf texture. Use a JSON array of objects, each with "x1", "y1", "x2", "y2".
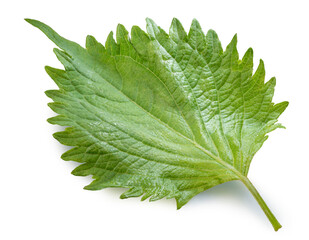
[{"x1": 27, "y1": 18, "x2": 287, "y2": 230}]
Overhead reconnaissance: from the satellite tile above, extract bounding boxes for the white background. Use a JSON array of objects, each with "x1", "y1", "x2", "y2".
[{"x1": 1, "y1": 0, "x2": 308, "y2": 239}]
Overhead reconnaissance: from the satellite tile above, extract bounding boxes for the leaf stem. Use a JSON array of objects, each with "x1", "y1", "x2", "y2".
[{"x1": 240, "y1": 176, "x2": 282, "y2": 231}]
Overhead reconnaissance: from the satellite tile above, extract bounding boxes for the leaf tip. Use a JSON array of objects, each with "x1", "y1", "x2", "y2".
[
  {"x1": 145, "y1": 17, "x2": 155, "y2": 24},
  {"x1": 46, "y1": 117, "x2": 53, "y2": 124},
  {"x1": 44, "y1": 89, "x2": 54, "y2": 99},
  {"x1": 83, "y1": 180, "x2": 100, "y2": 190},
  {"x1": 131, "y1": 25, "x2": 140, "y2": 33},
  {"x1": 191, "y1": 18, "x2": 200, "y2": 26},
  {"x1": 189, "y1": 18, "x2": 202, "y2": 32},
  {"x1": 52, "y1": 131, "x2": 60, "y2": 141},
  {"x1": 86, "y1": 35, "x2": 96, "y2": 45},
  {"x1": 268, "y1": 76, "x2": 276, "y2": 86},
  {"x1": 107, "y1": 31, "x2": 114, "y2": 38},
  {"x1": 231, "y1": 33, "x2": 238, "y2": 45},
  {"x1": 259, "y1": 58, "x2": 265, "y2": 66},
  {"x1": 119, "y1": 194, "x2": 127, "y2": 199},
  {"x1": 24, "y1": 18, "x2": 37, "y2": 25},
  {"x1": 176, "y1": 200, "x2": 184, "y2": 210},
  {"x1": 24, "y1": 18, "x2": 50, "y2": 33},
  {"x1": 47, "y1": 102, "x2": 53, "y2": 108},
  {"x1": 206, "y1": 29, "x2": 216, "y2": 35},
  {"x1": 52, "y1": 47, "x2": 60, "y2": 54},
  {"x1": 146, "y1": 18, "x2": 158, "y2": 38},
  {"x1": 44, "y1": 66, "x2": 54, "y2": 79},
  {"x1": 175, "y1": 196, "x2": 190, "y2": 209},
  {"x1": 282, "y1": 101, "x2": 289, "y2": 108},
  {"x1": 83, "y1": 185, "x2": 92, "y2": 190},
  {"x1": 44, "y1": 65, "x2": 51, "y2": 72},
  {"x1": 171, "y1": 17, "x2": 181, "y2": 25},
  {"x1": 116, "y1": 24, "x2": 129, "y2": 43},
  {"x1": 247, "y1": 47, "x2": 253, "y2": 55}
]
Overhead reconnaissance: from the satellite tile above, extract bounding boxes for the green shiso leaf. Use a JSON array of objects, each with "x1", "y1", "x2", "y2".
[{"x1": 26, "y1": 18, "x2": 288, "y2": 231}]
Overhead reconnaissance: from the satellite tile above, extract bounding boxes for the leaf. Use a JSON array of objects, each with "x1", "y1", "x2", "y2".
[{"x1": 26, "y1": 18, "x2": 288, "y2": 231}]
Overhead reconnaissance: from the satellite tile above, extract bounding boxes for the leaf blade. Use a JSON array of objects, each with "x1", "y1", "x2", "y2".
[{"x1": 28, "y1": 18, "x2": 287, "y2": 229}]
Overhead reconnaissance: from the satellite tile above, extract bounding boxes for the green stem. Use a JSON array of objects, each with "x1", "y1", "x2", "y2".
[{"x1": 240, "y1": 176, "x2": 282, "y2": 231}]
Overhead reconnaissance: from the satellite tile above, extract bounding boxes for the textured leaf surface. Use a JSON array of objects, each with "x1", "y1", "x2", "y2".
[{"x1": 27, "y1": 18, "x2": 288, "y2": 230}]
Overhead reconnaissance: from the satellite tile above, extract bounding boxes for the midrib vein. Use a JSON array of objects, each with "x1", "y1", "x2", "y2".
[
  {"x1": 117, "y1": 55, "x2": 197, "y2": 142},
  {"x1": 71, "y1": 58, "x2": 243, "y2": 180},
  {"x1": 117, "y1": 34, "x2": 196, "y2": 142}
]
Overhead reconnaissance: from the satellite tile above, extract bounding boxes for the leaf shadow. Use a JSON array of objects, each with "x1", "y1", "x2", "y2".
[
  {"x1": 191, "y1": 180, "x2": 250, "y2": 203},
  {"x1": 187, "y1": 180, "x2": 267, "y2": 221},
  {"x1": 49, "y1": 124, "x2": 271, "y2": 221}
]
